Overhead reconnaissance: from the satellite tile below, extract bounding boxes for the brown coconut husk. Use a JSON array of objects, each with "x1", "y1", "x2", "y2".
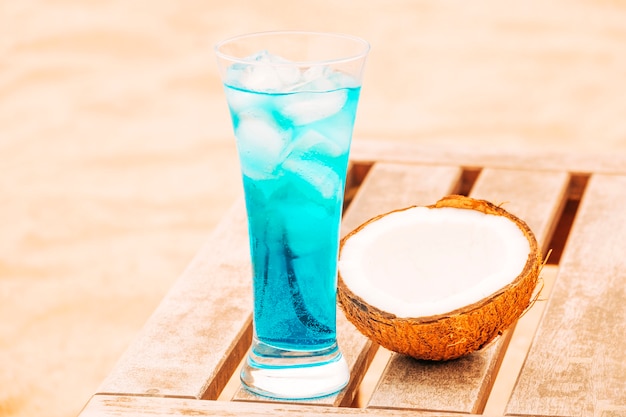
[{"x1": 337, "y1": 195, "x2": 542, "y2": 361}]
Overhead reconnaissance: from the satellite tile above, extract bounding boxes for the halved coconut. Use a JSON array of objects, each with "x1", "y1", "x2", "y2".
[{"x1": 337, "y1": 195, "x2": 542, "y2": 361}]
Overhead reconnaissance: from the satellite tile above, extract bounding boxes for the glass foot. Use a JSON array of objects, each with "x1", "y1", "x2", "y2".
[{"x1": 240, "y1": 339, "x2": 350, "y2": 400}]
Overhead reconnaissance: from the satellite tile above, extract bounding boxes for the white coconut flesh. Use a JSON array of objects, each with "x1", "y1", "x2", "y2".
[{"x1": 338, "y1": 206, "x2": 531, "y2": 318}]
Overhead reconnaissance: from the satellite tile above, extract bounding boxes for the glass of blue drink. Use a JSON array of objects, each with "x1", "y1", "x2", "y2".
[{"x1": 215, "y1": 31, "x2": 369, "y2": 399}]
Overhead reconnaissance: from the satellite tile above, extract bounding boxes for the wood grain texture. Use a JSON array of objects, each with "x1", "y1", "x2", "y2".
[
  {"x1": 341, "y1": 162, "x2": 464, "y2": 235},
  {"x1": 368, "y1": 168, "x2": 570, "y2": 413},
  {"x1": 79, "y1": 394, "x2": 476, "y2": 417},
  {"x1": 506, "y1": 174, "x2": 626, "y2": 417},
  {"x1": 470, "y1": 168, "x2": 570, "y2": 252},
  {"x1": 96, "y1": 200, "x2": 253, "y2": 400}
]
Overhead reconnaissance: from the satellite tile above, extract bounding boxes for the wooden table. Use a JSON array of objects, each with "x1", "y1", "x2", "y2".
[{"x1": 77, "y1": 140, "x2": 626, "y2": 417}]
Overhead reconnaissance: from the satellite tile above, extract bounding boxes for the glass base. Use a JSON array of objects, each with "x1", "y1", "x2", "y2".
[{"x1": 240, "y1": 338, "x2": 350, "y2": 400}]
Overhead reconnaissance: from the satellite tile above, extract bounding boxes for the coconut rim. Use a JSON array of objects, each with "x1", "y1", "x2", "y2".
[{"x1": 337, "y1": 195, "x2": 542, "y2": 324}]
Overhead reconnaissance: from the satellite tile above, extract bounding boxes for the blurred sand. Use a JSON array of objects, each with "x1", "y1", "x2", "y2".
[{"x1": 1, "y1": 1, "x2": 626, "y2": 416}]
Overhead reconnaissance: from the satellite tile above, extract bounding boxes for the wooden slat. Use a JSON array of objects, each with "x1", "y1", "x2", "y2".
[
  {"x1": 471, "y1": 168, "x2": 570, "y2": 253},
  {"x1": 79, "y1": 394, "x2": 477, "y2": 417},
  {"x1": 341, "y1": 162, "x2": 464, "y2": 235},
  {"x1": 97, "y1": 199, "x2": 253, "y2": 399},
  {"x1": 368, "y1": 168, "x2": 570, "y2": 414},
  {"x1": 506, "y1": 174, "x2": 626, "y2": 417},
  {"x1": 233, "y1": 162, "x2": 463, "y2": 406},
  {"x1": 482, "y1": 264, "x2": 561, "y2": 416},
  {"x1": 350, "y1": 139, "x2": 626, "y2": 175}
]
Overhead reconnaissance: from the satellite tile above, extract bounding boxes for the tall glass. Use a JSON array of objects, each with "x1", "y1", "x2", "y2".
[{"x1": 215, "y1": 31, "x2": 369, "y2": 400}]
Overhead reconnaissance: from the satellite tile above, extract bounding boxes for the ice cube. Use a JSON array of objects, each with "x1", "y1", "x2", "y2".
[
  {"x1": 235, "y1": 112, "x2": 291, "y2": 179},
  {"x1": 278, "y1": 89, "x2": 348, "y2": 125},
  {"x1": 282, "y1": 158, "x2": 341, "y2": 200},
  {"x1": 289, "y1": 129, "x2": 347, "y2": 158},
  {"x1": 307, "y1": 109, "x2": 353, "y2": 153},
  {"x1": 224, "y1": 85, "x2": 267, "y2": 115},
  {"x1": 293, "y1": 66, "x2": 360, "y2": 92},
  {"x1": 227, "y1": 51, "x2": 301, "y2": 92},
  {"x1": 327, "y1": 70, "x2": 360, "y2": 89},
  {"x1": 295, "y1": 65, "x2": 335, "y2": 91}
]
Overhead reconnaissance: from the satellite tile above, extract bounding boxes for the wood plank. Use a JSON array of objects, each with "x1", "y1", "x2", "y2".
[
  {"x1": 233, "y1": 162, "x2": 463, "y2": 406},
  {"x1": 483, "y1": 264, "x2": 561, "y2": 415},
  {"x1": 97, "y1": 199, "x2": 253, "y2": 399},
  {"x1": 78, "y1": 394, "x2": 477, "y2": 417},
  {"x1": 341, "y1": 162, "x2": 464, "y2": 235},
  {"x1": 368, "y1": 168, "x2": 570, "y2": 414},
  {"x1": 506, "y1": 174, "x2": 626, "y2": 417},
  {"x1": 470, "y1": 168, "x2": 570, "y2": 253},
  {"x1": 350, "y1": 139, "x2": 626, "y2": 175}
]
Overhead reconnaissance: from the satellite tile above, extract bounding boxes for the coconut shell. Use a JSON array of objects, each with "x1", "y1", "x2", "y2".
[{"x1": 337, "y1": 195, "x2": 542, "y2": 361}]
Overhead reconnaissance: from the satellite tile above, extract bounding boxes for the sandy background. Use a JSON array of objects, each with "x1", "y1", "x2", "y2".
[{"x1": 2, "y1": 1, "x2": 626, "y2": 416}]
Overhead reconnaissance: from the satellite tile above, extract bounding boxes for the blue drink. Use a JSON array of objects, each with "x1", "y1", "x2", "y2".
[
  {"x1": 227, "y1": 85, "x2": 361, "y2": 351},
  {"x1": 215, "y1": 31, "x2": 368, "y2": 400}
]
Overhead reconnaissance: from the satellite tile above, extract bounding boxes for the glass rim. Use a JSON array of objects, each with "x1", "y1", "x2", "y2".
[{"x1": 214, "y1": 30, "x2": 370, "y2": 67}]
